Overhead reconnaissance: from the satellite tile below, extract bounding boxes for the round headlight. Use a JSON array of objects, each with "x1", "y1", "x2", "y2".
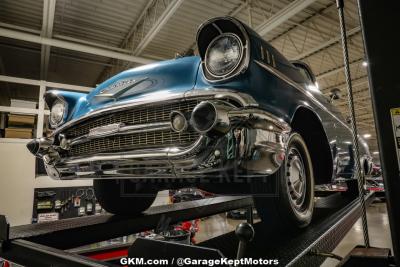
[
  {"x1": 204, "y1": 33, "x2": 243, "y2": 78},
  {"x1": 49, "y1": 100, "x2": 66, "y2": 127}
]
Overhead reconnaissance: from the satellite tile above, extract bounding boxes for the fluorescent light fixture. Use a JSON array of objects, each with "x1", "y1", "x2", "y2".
[
  {"x1": 363, "y1": 133, "x2": 371, "y2": 138},
  {"x1": 362, "y1": 61, "x2": 368, "y2": 67},
  {"x1": 372, "y1": 151, "x2": 379, "y2": 155}
]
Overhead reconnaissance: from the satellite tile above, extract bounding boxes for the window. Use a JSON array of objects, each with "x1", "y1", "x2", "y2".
[
  {"x1": 297, "y1": 67, "x2": 313, "y2": 84},
  {"x1": 291, "y1": 61, "x2": 316, "y2": 85}
]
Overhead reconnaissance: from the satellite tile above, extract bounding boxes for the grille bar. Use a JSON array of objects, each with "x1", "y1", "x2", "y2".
[
  {"x1": 69, "y1": 129, "x2": 199, "y2": 156},
  {"x1": 64, "y1": 100, "x2": 199, "y2": 138},
  {"x1": 62, "y1": 99, "x2": 201, "y2": 157}
]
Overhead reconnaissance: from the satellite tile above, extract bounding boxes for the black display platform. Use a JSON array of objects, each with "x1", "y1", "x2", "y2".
[{"x1": 0, "y1": 189, "x2": 374, "y2": 266}]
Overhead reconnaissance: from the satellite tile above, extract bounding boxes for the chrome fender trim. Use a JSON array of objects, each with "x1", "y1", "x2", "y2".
[{"x1": 227, "y1": 108, "x2": 291, "y2": 175}]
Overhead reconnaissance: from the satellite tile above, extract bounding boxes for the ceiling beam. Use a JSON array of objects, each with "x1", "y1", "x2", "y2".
[
  {"x1": 0, "y1": 21, "x2": 138, "y2": 54},
  {"x1": 268, "y1": 2, "x2": 336, "y2": 43},
  {"x1": 100, "y1": 0, "x2": 184, "y2": 80},
  {"x1": 95, "y1": 0, "x2": 157, "y2": 84},
  {"x1": 0, "y1": 74, "x2": 92, "y2": 92},
  {"x1": 0, "y1": 22, "x2": 41, "y2": 34},
  {"x1": 0, "y1": 42, "x2": 113, "y2": 67},
  {"x1": 0, "y1": 27, "x2": 154, "y2": 65},
  {"x1": 336, "y1": 95, "x2": 372, "y2": 107},
  {"x1": 255, "y1": 0, "x2": 318, "y2": 37},
  {"x1": 40, "y1": 0, "x2": 56, "y2": 80},
  {"x1": 120, "y1": 0, "x2": 156, "y2": 49},
  {"x1": 322, "y1": 75, "x2": 369, "y2": 91},
  {"x1": 356, "y1": 113, "x2": 375, "y2": 120},
  {"x1": 183, "y1": 1, "x2": 248, "y2": 55},
  {"x1": 291, "y1": 26, "x2": 360, "y2": 60},
  {"x1": 132, "y1": 0, "x2": 184, "y2": 56},
  {"x1": 316, "y1": 58, "x2": 364, "y2": 80}
]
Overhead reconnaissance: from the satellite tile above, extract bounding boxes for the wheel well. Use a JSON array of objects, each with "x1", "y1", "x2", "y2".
[{"x1": 291, "y1": 107, "x2": 333, "y2": 185}]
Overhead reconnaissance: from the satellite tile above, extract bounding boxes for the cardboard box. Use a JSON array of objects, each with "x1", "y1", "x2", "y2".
[
  {"x1": 8, "y1": 114, "x2": 35, "y2": 126},
  {"x1": 10, "y1": 99, "x2": 37, "y2": 109},
  {"x1": 5, "y1": 128, "x2": 33, "y2": 139}
]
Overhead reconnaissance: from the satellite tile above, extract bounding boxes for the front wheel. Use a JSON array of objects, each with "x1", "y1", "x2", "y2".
[
  {"x1": 94, "y1": 179, "x2": 158, "y2": 215},
  {"x1": 252, "y1": 132, "x2": 315, "y2": 228}
]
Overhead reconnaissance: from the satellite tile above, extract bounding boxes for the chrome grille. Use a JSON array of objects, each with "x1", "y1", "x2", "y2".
[
  {"x1": 62, "y1": 99, "x2": 202, "y2": 157},
  {"x1": 64, "y1": 100, "x2": 200, "y2": 138},
  {"x1": 69, "y1": 129, "x2": 199, "y2": 156}
]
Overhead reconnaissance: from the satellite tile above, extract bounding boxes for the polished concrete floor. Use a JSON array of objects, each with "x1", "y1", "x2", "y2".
[
  {"x1": 195, "y1": 200, "x2": 392, "y2": 266},
  {"x1": 69, "y1": 197, "x2": 392, "y2": 266},
  {"x1": 322, "y1": 200, "x2": 392, "y2": 266},
  {"x1": 195, "y1": 214, "x2": 243, "y2": 243}
]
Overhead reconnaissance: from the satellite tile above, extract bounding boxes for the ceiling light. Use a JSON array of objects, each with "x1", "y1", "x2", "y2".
[
  {"x1": 373, "y1": 151, "x2": 379, "y2": 155},
  {"x1": 363, "y1": 133, "x2": 371, "y2": 138},
  {"x1": 362, "y1": 61, "x2": 368, "y2": 67}
]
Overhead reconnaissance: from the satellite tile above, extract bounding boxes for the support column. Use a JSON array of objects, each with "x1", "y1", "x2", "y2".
[
  {"x1": 358, "y1": 0, "x2": 400, "y2": 264},
  {"x1": 36, "y1": 83, "x2": 45, "y2": 138}
]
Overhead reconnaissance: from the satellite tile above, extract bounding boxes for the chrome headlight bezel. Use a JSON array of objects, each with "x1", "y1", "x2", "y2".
[
  {"x1": 204, "y1": 33, "x2": 244, "y2": 79},
  {"x1": 49, "y1": 98, "x2": 68, "y2": 128},
  {"x1": 196, "y1": 17, "x2": 251, "y2": 83}
]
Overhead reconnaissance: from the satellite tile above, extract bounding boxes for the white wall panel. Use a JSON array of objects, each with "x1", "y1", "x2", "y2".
[{"x1": 0, "y1": 139, "x2": 92, "y2": 226}]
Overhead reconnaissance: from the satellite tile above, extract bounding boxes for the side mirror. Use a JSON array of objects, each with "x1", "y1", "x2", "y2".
[{"x1": 329, "y1": 88, "x2": 341, "y2": 102}]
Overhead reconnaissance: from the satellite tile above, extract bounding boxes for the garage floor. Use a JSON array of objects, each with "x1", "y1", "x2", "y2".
[
  {"x1": 322, "y1": 200, "x2": 392, "y2": 266},
  {"x1": 71, "y1": 199, "x2": 391, "y2": 266},
  {"x1": 195, "y1": 200, "x2": 392, "y2": 266}
]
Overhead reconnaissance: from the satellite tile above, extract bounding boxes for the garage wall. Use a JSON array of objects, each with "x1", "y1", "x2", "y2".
[{"x1": 0, "y1": 138, "x2": 92, "y2": 226}]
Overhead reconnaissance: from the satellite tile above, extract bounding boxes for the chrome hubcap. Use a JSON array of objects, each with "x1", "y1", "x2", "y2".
[{"x1": 286, "y1": 148, "x2": 306, "y2": 210}]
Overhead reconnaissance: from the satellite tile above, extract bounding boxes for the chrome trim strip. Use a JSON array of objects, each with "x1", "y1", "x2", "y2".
[
  {"x1": 69, "y1": 122, "x2": 171, "y2": 146},
  {"x1": 63, "y1": 135, "x2": 206, "y2": 164},
  {"x1": 229, "y1": 108, "x2": 291, "y2": 132},
  {"x1": 254, "y1": 60, "x2": 351, "y2": 131},
  {"x1": 54, "y1": 89, "x2": 258, "y2": 135},
  {"x1": 195, "y1": 90, "x2": 258, "y2": 107}
]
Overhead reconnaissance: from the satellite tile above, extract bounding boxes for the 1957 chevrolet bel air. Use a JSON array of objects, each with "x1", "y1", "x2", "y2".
[{"x1": 27, "y1": 17, "x2": 372, "y2": 228}]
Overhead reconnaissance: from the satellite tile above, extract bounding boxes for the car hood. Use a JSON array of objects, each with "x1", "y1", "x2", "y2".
[{"x1": 71, "y1": 56, "x2": 201, "y2": 119}]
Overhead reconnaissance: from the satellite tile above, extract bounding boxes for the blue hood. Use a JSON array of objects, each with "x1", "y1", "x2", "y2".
[{"x1": 71, "y1": 56, "x2": 201, "y2": 119}]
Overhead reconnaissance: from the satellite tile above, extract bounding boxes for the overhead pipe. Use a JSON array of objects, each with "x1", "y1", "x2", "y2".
[
  {"x1": 255, "y1": 0, "x2": 318, "y2": 37},
  {"x1": 0, "y1": 28, "x2": 155, "y2": 65}
]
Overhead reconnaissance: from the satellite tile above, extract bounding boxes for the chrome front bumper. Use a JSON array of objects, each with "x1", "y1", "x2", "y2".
[{"x1": 28, "y1": 90, "x2": 291, "y2": 180}]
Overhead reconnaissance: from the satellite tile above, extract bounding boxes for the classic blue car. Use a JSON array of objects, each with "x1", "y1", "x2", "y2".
[{"x1": 27, "y1": 17, "x2": 372, "y2": 228}]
